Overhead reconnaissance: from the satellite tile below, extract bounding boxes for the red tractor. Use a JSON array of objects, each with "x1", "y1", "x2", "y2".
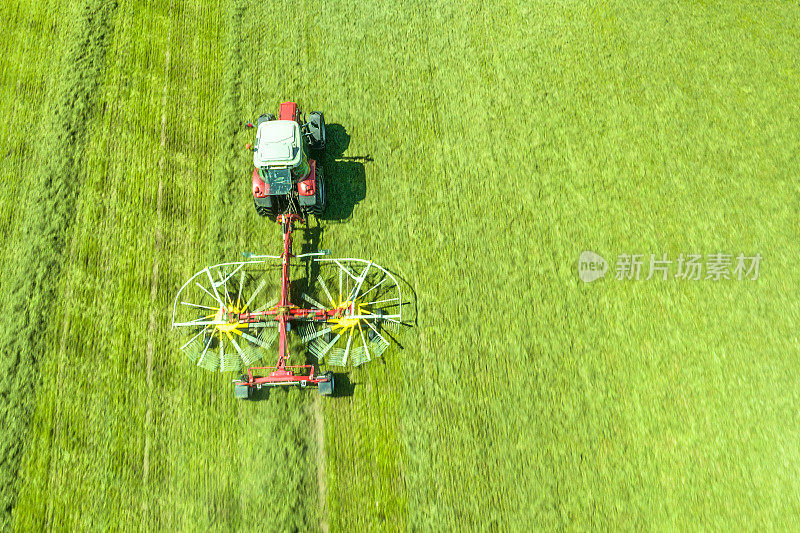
[{"x1": 246, "y1": 102, "x2": 326, "y2": 219}]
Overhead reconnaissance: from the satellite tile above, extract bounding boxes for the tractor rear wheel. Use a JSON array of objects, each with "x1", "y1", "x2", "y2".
[
  {"x1": 318, "y1": 372, "x2": 334, "y2": 396},
  {"x1": 254, "y1": 198, "x2": 277, "y2": 219},
  {"x1": 312, "y1": 168, "x2": 326, "y2": 216}
]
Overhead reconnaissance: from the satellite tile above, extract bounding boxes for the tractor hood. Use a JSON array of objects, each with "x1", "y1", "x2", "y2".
[{"x1": 253, "y1": 120, "x2": 303, "y2": 169}]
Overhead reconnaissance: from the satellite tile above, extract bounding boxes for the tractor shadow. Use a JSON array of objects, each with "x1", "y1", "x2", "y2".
[{"x1": 316, "y1": 123, "x2": 371, "y2": 222}]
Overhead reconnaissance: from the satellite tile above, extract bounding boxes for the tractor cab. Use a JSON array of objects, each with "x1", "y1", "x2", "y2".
[
  {"x1": 249, "y1": 102, "x2": 326, "y2": 219},
  {"x1": 253, "y1": 120, "x2": 311, "y2": 194}
]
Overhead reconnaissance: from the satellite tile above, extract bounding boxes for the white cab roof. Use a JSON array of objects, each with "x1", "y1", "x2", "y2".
[{"x1": 253, "y1": 120, "x2": 303, "y2": 168}]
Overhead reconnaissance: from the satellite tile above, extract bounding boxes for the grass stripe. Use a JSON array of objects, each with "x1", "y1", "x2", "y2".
[{"x1": 0, "y1": 0, "x2": 118, "y2": 528}]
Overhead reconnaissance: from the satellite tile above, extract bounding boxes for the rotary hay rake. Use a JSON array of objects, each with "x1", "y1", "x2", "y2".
[{"x1": 171, "y1": 213, "x2": 403, "y2": 398}]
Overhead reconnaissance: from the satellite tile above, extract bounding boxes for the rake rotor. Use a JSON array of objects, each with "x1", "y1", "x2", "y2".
[{"x1": 171, "y1": 213, "x2": 404, "y2": 397}]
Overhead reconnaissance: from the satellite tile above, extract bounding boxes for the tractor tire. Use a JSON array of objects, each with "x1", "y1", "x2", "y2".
[
  {"x1": 234, "y1": 383, "x2": 250, "y2": 400},
  {"x1": 257, "y1": 113, "x2": 275, "y2": 126},
  {"x1": 254, "y1": 198, "x2": 277, "y2": 219},
  {"x1": 318, "y1": 372, "x2": 334, "y2": 396},
  {"x1": 307, "y1": 112, "x2": 326, "y2": 150},
  {"x1": 312, "y1": 168, "x2": 326, "y2": 216}
]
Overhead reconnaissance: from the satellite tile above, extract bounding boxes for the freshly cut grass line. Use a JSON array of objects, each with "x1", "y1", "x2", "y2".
[
  {"x1": 0, "y1": 0, "x2": 117, "y2": 527},
  {"x1": 205, "y1": 0, "x2": 246, "y2": 261},
  {"x1": 198, "y1": 0, "x2": 321, "y2": 527}
]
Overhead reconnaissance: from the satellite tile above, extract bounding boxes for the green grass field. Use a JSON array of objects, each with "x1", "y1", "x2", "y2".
[{"x1": 1, "y1": 0, "x2": 799, "y2": 529}]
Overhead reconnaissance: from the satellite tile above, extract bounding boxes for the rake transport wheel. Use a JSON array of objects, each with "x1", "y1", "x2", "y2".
[
  {"x1": 299, "y1": 259, "x2": 403, "y2": 367},
  {"x1": 318, "y1": 371, "x2": 334, "y2": 396},
  {"x1": 171, "y1": 261, "x2": 281, "y2": 372},
  {"x1": 235, "y1": 382, "x2": 250, "y2": 399}
]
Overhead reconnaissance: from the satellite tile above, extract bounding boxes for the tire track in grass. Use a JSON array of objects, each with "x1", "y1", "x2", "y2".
[
  {"x1": 41, "y1": 188, "x2": 84, "y2": 531},
  {"x1": 313, "y1": 395, "x2": 329, "y2": 533},
  {"x1": 0, "y1": 0, "x2": 117, "y2": 528},
  {"x1": 141, "y1": 2, "x2": 173, "y2": 525}
]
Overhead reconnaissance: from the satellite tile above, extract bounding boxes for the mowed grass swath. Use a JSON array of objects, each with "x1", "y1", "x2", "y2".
[
  {"x1": 0, "y1": 0, "x2": 119, "y2": 527},
  {"x1": 9, "y1": 0, "x2": 320, "y2": 529},
  {"x1": 0, "y1": 0, "x2": 799, "y2": 530}
]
